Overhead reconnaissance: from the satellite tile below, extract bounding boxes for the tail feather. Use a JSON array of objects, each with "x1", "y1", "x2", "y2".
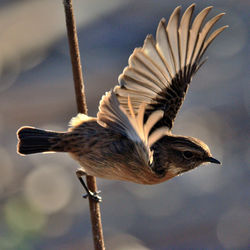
[{"x1": 17, "y1": 127, "x2": 64, "y2": 155}]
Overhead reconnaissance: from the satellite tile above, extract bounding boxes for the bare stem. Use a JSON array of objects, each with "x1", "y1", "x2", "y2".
[{"x1": 63, "y1": 1, "x2": 105, "y2": 249}]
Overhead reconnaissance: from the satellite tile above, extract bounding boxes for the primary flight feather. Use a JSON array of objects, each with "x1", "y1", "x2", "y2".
[{"x1": 114, "y1": 3, "x2": 227, "y2": 130}]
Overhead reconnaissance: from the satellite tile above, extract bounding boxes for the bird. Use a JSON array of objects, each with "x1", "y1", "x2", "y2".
[{"x1": 17, "y1": 4, "x2": 227, "y2": 202}]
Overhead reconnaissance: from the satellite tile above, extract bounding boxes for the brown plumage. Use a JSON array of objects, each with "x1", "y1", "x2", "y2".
[{"x1": 17, "y1": 4, "x2": 225, "y2": 199}]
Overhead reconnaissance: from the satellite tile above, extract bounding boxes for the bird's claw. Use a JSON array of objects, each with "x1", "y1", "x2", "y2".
[{"x1": 82, "y1": 190, "x2": 102, "y2": 202}]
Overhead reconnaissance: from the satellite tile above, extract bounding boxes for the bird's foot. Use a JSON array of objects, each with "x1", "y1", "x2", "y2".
[
  {"x1": 83, "y1": 190, "x2": 102, "y2": 202},
  {"x1": 76, "y1": 169, "x2": 102, "y2": 202}
]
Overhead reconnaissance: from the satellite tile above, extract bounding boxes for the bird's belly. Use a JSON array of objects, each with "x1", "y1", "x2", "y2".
[{"x1": 69, "y1": 152, "x2": 173, "y2": 185}]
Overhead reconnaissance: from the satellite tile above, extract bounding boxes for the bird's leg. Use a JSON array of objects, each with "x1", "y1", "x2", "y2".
[{"x1": 76, "y1": 169, "x2": 102, "y2": 202}]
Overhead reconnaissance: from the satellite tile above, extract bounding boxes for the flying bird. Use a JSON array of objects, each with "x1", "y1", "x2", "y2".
[{"x1": 17, "y1": 4, "x2": 227, "y2": 202}]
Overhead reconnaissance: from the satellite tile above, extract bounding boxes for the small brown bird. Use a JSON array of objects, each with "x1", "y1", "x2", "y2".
[{"x1": 17, "y1": 4, "x2": 226, "y2": 202}]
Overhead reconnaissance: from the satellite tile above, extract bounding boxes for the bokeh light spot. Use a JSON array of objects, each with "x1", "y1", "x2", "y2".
[
  {"x1": 4, "y1": 196, "x2": 46, "y2": 233},
  {"x1": 24, "y1": 164, "x2": 73, "y2": 214}
]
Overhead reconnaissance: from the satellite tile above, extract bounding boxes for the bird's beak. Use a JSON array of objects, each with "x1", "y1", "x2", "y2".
[{"x1": 206, "y1": 157, "x2": 221, "y2": 164}]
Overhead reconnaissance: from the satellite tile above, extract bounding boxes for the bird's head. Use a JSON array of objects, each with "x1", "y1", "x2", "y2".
[{"x1": 153, "y1": 135, "x2": 221, "y2": 176}]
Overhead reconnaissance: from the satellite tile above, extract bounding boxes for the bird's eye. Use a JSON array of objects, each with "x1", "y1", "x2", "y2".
[{"x1": 183, "y1": 151, "x2": 194, "y2": 159}]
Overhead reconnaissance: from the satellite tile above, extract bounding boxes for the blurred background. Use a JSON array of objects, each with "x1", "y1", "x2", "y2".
[{"x1": 0, "y1": 0, "x2": 249, "y2": 249}]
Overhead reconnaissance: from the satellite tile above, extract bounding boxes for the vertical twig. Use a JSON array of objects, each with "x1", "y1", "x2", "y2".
[{"x1": 63, "y1": 1, "x2": 105, "y2": 249}]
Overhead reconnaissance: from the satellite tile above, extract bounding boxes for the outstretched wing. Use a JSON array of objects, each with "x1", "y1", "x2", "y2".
[
  {"x1": 97, "y1": 91, "x2": 169, "y2": 165},
  {"x1": 114, "y1": 4, "x2": 228, "y2": 130}
]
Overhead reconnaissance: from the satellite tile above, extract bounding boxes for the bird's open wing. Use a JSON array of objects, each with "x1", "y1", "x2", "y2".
[
  {"x1": 97, "y1": 91, "x2": 169, "y2": 165},
  {"x1": 114, "y1": 4, "x2": 228, "y2": 130}
]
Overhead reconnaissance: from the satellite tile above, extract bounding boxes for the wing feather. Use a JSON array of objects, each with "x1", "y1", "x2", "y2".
[
  {"x1": 178, "y1": 4, "x2": 195, "y2": 74},
  {"x1": 186, "y1": 6, "x2": 213, "y2": 71},
  {"x1": 191, "y1": 13, "x2": 226, "y2": 74},
  {"x1": 156, "y1": 18, "x2": 175, "y2": 78},
  {"x1": 97, "y1": 91, "x2": 168, "y2": 165},
  {"x1": 113, "y1": 4, "x2": 227, "y2": 130},
  {"x1": 143, "y1": 35, "x2": 172, "y2": 84},
  {"x1": 166, "y1": 6, "x2": 181, "y2": 74},
  {"x1": 198, "y1": 25, "x2": 229, "y2": 63}
]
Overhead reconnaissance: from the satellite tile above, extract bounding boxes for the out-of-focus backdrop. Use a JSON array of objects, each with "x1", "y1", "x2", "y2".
[{"x1": 0, "y1": 0, "x2": 249, "y2": 249}]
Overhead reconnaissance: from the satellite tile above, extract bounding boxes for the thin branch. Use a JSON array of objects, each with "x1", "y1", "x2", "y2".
[
  {"x1": 63, "y1": 1, "x2": 105, "y2": 249},
  {"x1": 63, "y1": 0, "x2": 87, "y2": 114}
]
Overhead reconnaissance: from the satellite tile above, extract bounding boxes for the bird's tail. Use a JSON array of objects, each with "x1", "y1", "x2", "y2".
[{"x1": 17, "y1": 126, "x2": 66, "y2": 155}]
